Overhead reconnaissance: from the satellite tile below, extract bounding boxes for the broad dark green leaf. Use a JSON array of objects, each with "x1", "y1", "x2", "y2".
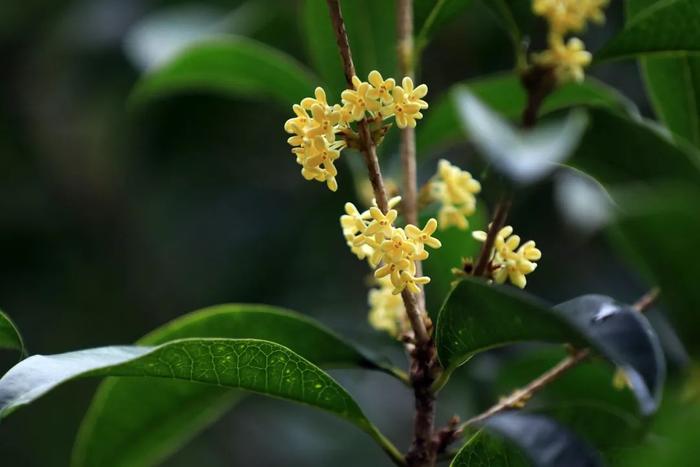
[
  {"x1": 301, "y1": 0, "x2": 397, "y2": 98},
  {"x1": 494, "y1": 350, "x2": 643, "y2": 456},
  {"x1": 415, "y1": 0, "x2": 474, "y2": 51},
  {"x1": 73, "y1": 304, "x2": 396, "y2": 467},
  {"x1": 597, "y1": 0, "x2": 700, "y2": 62},
  {"x1": 417, "y1": 73, "x2": 634, "y2": 157},
  {"x1": 130, "y1": 36, "x2": 316, "y2": 107},
  {"x1": 454, "y1": 90, "x2": 589, "y2": 184},
  {"x1": 0, "y1": 310, "x2": 25, "y2": 357},
  {"x1": 624, "y1": 0, "x2": 700, "y2": 148},
  {"x1": 640, "y1": 56, "x2": 700, "y2": 147},
  {"x1": 555, "y1": 295, "x2": 665, "y2": 415},
  {"x1": 481, "y1": 0, "x2": 534, "y2": 63},
  {"x1": 568, "y1": 108, "x2": 700, "y2": 186},
  {"x1": 435, "y1": 279, "x2": 664, "y2": 414},
  {"x1": 616, "y1": 396, "x2": 700, "y2": 467},
  {"x1": 0, "y1": 338, "x2": 401, "y2": 463},
  {"x1": 453, "y1": 413, "x2": 603, "y2": 467},
  {"x1": 608, "y1": 184, "x2": 700, "y2": 354}
]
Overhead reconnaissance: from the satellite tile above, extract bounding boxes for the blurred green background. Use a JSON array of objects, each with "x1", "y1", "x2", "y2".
[{"x1": 0, "y1": 1, "x2": 673, "y2": 466}]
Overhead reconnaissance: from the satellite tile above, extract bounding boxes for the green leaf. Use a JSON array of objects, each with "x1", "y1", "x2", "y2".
[
  {"x1": 568, "y1": 108, "x2": 700, "y2": 186},
  {"x1": 72, "y1": 304, "x2": 399, "y2": 467},
  {"x1": 619, "y1": 0, "x2": 700, "y2": 148},
  {"x1": 435, "y1": 279, "x2": 665, "y2": 414},
  {"x1": 608, "y1": 184, "x2": 700, "y2": 354},
  {"x1": 597, "y1": 0, "x2": 700, "y2": 62},
  {"x1": 0, "y1": 310, "x2": 25, "y2": 357},
  {"x1": 616, "y1": 396, "x2": 700, "y2": 467},
  {"x1": 0, "y1": 338, "x2": 402, "y2": 464},
  {"x1": 640, "y1": 56, "x2": 700, "y2": 147},
  {"x1": 481, "y1": 0, "x2": 534, "y2": 65},
  {"x1": 494, "y1": 350, "x2": 644, "y2": 456},
  {"x1": 417, "y1": 73, "x2": 635, "y2": 157},
  {"x1": 129, "y1": 36, "x2": 316, "y2": 107},
  {"x1": 415, "y1": 0, "x2": 474, "y2": 52},
  {"x1": 452, "y1": 413, "x2": 603, "y2": 467},
  {"x1": 454, "y1": 90, "x2": 589, "y2": 184},
  {"x1": 301, "y1": 0, "x2": 397, "y2": 98}
]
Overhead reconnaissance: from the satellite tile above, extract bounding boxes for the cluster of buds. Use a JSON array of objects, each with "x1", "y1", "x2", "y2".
[
  {"x1": 340, "y1": 196, "x2": 441, "y2": 295},
  {"x1": 368, "y1": 276, "x2": 411, "y2": 338},
  {"x1": 284, "y1": 71, "x2": 429, "y2": 191},
  {"x1": 472, "y1": 225, "x2": 542, "y2": 289},
  {"x1": 532, "y1": 0, "x2": 610, "y2": 82},
  {"x1": 429, "y1": 159, "x2": 481, "y2": 230}
]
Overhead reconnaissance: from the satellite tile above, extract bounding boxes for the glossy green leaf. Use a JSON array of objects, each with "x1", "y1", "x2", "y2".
[
  {"x1": 301, "y1": 0, "x2": 396, "y2": 98},
  {"x1": 454, "y1": 90, "x2": 589, "y2": 184},
  {"x1": 616, "y1": 396, "x2": 700, "y2": 467},
  {"x1": 0, "y1": 310, "x2": 25, "y2": 357},
  {"x1": 568, "y1": 108, "x2": 700, "y2": 186},
  {"x1": 452, "y1": 413, "x2": 603, "y2": 467},
  {"x1": 73, "y1": 304, "x2": 397, "y2": 467},
  {"x1": 417, "y1": 73, "x2": 634, "y2": 157},
  {"x1": 415, "y1": 0, "x2": 474, "y2": 51},
  {"x1": 597, "y1": 0, "x2": 700, "y2": 62},
  {"x1": 435, "y1": 279, "x2": 665, "y2": 414},
  {"x1": 436, "y1": 279, "x2": 584, "y2": 375},
  {"x1": 624, "y1": 0, "x2": 700, "y2": 147},
  {"x1": 608, "y1": 184, "x2": 700, "y2": 353},
  {"x1": 640, "y1": 56, "x2": 700, "y2": 147},
  {"x1": 494, "y1": 350, "x2": 644, "y2": 456},
  {"x1": 0, "y1": 338, "x2": 402, "y2": 464},
  {"x1": 130, "y1": 36, "x2": 316, "y2": 107},
  {"x1": 481, "y1": 0, "x2": 534, "y2": 64}
]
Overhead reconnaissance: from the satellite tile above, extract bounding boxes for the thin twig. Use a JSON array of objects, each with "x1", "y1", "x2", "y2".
[
  {"x1": 452, "y1": 289, "x2": 660, "y2": 437},
  {"x1": 325, "y1": 0, "x2": 389, "y2": 213},
  {"x1": 472, "y1": 198, "x2": 512, "y2": 277},
  {"x1": 325, "y1": 0, "x2": 428, "y2": 344}
]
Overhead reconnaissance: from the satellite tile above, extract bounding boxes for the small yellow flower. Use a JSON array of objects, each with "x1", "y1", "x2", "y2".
[
  {"x1": 381, "y1": 229, "x2": 416, "y2": 263},
  {"x1": 399, "y1": 271, "x2": 431, "y2": 294},
  {"x1": 384, "y1": 85, "x2": 424, "y2": 129},
  {"x1": 340, "y1": 196, "x2": 440, "y2": 296},
  {"x1": 430, "y1": 159, "x2": 481, "y2": 230},
  {"x1": 342, "y1": 76, "x2": 382, "y2": 121},
  {"x1": 301, "y1": 86, "x2": 331, "y2": 111},
  {"x1": 400, "y1": 77, "x2": 429, "y2": 110},
  {"x1": 405, "y1": 218, "x2": 442, "y2": 252},
  {"x1": 367, "y1": 70, "x2": 396, "y2": 105},
  {"x1": 368, "y1": 276, "x2": 410, "y2": 337},
  {"x1": 533, "y1": 0, "x2": 608, "y2": 34},
  {"x1": 473, "y1": 225, "x2": 541, "y2": 289},
  {"x1": 363, "y1": 207, "x2": 398, "y2": 241},
  {"x1": 534, "y1": 36, "x2": 592, "y2": 83},
  {"x1": 285, "y1": 72, "x2": 429, "y2": 191}
]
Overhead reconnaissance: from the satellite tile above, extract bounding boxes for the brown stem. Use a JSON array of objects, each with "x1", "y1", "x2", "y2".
[
  {"x1": 472, "y1": 198, "x2": 512, "y2": 277},
  {"x1": 453, "y1": 289, "x2": 660, "y2": 437},
  {"x1": 396, "y1": 1, "x2": 439, "y2": 466},
  {"x1": 325, "y1": 0, "x2": 389, "y2": 213},
  {"x1": 325, "y1": 0, "x2": 428, "y2": 343}
]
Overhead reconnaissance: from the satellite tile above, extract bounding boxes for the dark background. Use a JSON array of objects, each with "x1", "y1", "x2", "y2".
[{"x1": 0, "y1": 1, "x2": 656, "y2": 465}]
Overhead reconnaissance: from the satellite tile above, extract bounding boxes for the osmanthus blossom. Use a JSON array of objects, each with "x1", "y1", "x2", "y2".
[
  {"x1": 532, "y1": 0, "x2": 609, "y2": 83},
  {"x1": 284, "y1": 71, "x2": 429, "y2": 191}
]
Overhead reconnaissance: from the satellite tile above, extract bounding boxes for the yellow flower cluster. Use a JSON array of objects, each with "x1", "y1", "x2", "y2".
[
  {"x1": 430, "y1": 159, "x2": 481, "y2": 230},
  {"x1": 340, "y1": 196, "x2": 441, "y2": 295},
  {"x1": 532, "y1": 0, "x2": 609, "y2": 83},
  {"x1": 473, "y1": 225, "x2": 542, "y2": 289},
  {"x1": 284, "y1": 71, "x2": 429, "y2": 191},
  {"x1": 368, "y1": 276, "x2": 411, "y2": 337}
]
